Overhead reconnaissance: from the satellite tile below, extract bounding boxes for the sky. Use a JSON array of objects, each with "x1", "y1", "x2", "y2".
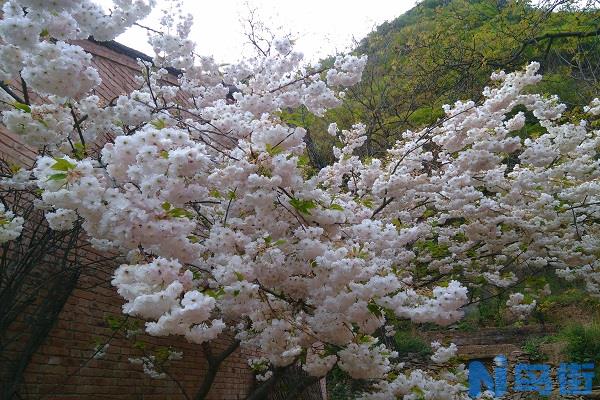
[{"x1": 96, "y1": 0, "x2": 418, "y2": 64}]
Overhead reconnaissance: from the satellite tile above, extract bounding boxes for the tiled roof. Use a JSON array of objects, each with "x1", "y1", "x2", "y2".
[{"x1": 0, "y1": 39, "x2": 172, "y2": 166}]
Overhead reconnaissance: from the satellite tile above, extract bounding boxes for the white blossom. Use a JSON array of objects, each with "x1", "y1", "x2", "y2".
[{"x1": 0, "y1": 204, "x2": 24, "y2": 243}]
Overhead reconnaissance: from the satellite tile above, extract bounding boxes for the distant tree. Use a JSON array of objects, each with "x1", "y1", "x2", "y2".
[{"x1": 299, "y1": 0, "x2": 600, "y2": 158}]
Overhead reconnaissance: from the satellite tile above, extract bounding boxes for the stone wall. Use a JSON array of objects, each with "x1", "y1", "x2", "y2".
[
  {"x1": 423, "y1": 325, "x2": 556, "y2": 360},
  {"x1": 423, "y1": 325, "x2": 600, "y2": 399}
]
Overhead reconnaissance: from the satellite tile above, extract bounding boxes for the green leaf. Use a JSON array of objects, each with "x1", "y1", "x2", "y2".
[
  {"x1": 51, "y1": 158, "x2": 76, "y2": 171},
  {"x1": 264, "y1": 236, "x2": 273, "y2": 247},
  {"x1": 228, "y1": 190, "x2": 237, "y2": 200},
  {"x1": 154, "y1": 346, "x2": 171, "y2": 362},
  {"x1": 105, "y1": 315, "x2": 123, "y2": 331},
  {"x1": 329, "y1": 203, "x2": 344, "y2": 211},
  {"x1": 36, "y1": 118, "x2": 48, "y2": 128},
  {"x1": 205, "y1": 287, "x2": 225, "y2": 299},
  {"x1": 289, "y1": 198, "x2": 316, "y2": 215},
  {"x1": 265, "y1": 143, "x2": 283, "y2": 157},
  {"x1": 161, "y1": 201, "x2": 171, "y2": 211},
  {"x1": 13, "y1": 102, "x2": 31, "y2": 113},
  {"x1": 209, "y1": 189, "x2": 222, "y2": 198},
  {"x1": 166, "y1": 207, "x2": 194, "y2": 218},
  {"x1": 297, "y1": 154, "x2": 310, "y2": 167},
  {"x1": 422, "y1": 208, "x2": 436, "y2": 218},
  {"x1": 160, "y1": 150, "x2": 169, "y2": 159},
  {"x1": 519, "y1": 243, "x2": 528, "y2": 252},
  {"x1": 73, "y1": 143, "x2": 86, "y2": 160},
  {"x1": 392, "y1": 218, "x2": 405, "y2": 230},
  {"x1": 257, "y1": 165, "x2": 272, "y2": 177},
  {"x1": 452, "y1": 232, "x2": 467, "y2": 243},
  {"x1": 151, "y1": 119, "x2": 167, "y2": 129},
  {"x1": 499, "y1": 223, "x2": 512, "y2": 233},
  {"x1": 367, "y1": 300, "x2": 383, "y2": 318},
  {"x1": 361, "y1": 198, "x2": 374, "y2": 209},
  {"x1": 263, "y1": 236, "x2": 285, "y2": 247},
  {"x1": 47, "y1": 173, "x2": 67, "y2": 181},
  {"x1": 358, "y1": 335, "x2": 372, "y2": 344},
  {"x1": 234, "y1": 271, "x2": 245, "y2": 281},
  {"x1": 411, "y1": 386, "x2": 425, "y2": 400},
  {"x1": 134, "y1": 341, "x2": 146, "y2": 350},
  {"x1": 415, "y1": 240, "x2": 450, "y2": 258},
  {"x1": 187, "y1": 235, "x2": 200, "y2": 244}
]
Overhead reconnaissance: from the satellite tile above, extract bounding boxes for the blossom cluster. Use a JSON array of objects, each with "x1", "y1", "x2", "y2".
[
  {"x1": 0, "y1": 203, "x2": 24, "y2": 243},
  {"x1": 0, "y1": 1, "x2": 154, "y2": 98},
  {"x1": 128, "y1": 350, "x2": 182, "y2": 379},
  {"x1": 430, "y1": 341, "x2": 458, "y2": 364},
  {"x1": 505, "y1": 293, "x2": 537, "y2": 320}
]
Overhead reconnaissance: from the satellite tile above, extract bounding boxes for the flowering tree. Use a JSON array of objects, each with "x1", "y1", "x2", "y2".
[{"x1": 1, "y1": 1, "x2": 600, "y2": 398}]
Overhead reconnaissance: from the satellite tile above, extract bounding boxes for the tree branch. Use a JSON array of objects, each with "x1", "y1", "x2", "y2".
[
  {"x1": 193, "y1": 340, "x2": 241, "y2": 400},
  {"x1": 493, "y1": 27, "x2": 600, "y2": 67},
  {"x1": 0, "y1": 81, "x2": 26, "y2": 104}
]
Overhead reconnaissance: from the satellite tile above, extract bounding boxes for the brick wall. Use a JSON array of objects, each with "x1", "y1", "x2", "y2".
[
  {"x1": 21, "y1": 261, "x2": 255, "y2": 400},
  {"x1": 0, "y1": 39, "x2": 256, "y2": 400}
]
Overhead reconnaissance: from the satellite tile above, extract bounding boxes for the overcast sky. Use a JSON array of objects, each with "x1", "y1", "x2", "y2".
[{"x1": 96, "y1": 0, "x2": 418, "y2": 64}]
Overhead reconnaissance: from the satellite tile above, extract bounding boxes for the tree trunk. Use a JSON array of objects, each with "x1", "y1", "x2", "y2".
[{"x1": 194, "y1": 340, "x2": 241, "y2": 400}]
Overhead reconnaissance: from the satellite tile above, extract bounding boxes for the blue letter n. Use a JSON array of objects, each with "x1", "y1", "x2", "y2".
[{"x1": 468, "y1": 356, "x2": 508, "y2": 398}]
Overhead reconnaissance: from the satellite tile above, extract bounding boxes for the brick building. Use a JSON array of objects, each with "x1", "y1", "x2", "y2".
[{"x1": 0, "y1": 39, "x2": 257, "y2": 400}]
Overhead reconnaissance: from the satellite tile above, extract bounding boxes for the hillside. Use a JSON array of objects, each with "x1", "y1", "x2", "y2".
[{"x1": 294, "y1": 0, "x2": 600, "y2": 165}]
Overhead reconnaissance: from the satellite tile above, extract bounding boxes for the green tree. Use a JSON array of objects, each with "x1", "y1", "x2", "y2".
[{"x1": 292, "y1": 0, "x2": 600, "y2": 159}]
